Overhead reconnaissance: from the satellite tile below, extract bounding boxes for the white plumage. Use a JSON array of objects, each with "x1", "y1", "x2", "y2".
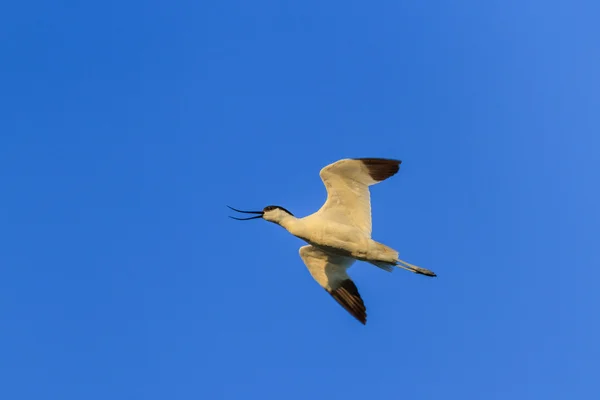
[{"x1": 229, "y1": 158, "x2": 436, "y2": 324}]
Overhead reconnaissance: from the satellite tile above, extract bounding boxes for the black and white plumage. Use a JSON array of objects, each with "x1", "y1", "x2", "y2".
[{"x1": 229, "y1": 158, "x2": 436, "y2": 325}]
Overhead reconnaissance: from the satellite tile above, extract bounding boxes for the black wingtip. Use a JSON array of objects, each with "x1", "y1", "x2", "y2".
[
  {"x1": 355, "y1": 158, "x2": 401, "y2": 182},
  {"x1": 329, "y1": 279, "x2": 367, "y2": 325}
]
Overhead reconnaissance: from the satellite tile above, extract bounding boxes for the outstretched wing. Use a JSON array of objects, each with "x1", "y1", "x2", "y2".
[
  {"x1": 314, "y1": 158, "x2": 401, "y2": 237},
  {"x1": 299, "y1": 245, "x2": 366, "y2": 324}
]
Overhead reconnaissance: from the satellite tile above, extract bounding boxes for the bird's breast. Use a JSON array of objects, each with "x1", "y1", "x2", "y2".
[{"x1": 299, "y1": 221, "x2": 370, "y2": 258}]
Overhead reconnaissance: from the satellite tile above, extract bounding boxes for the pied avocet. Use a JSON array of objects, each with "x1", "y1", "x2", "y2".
[{"x1": 229, "y1": 158, "x2": 436, "y2": 324}]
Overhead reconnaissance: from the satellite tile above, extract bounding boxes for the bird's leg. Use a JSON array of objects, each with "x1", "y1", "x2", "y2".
[
  {"x1": 394, "y1": 263, "x2": 419, "y2": 273},
  {"x1": 396, "y1": 259, "x2": 437, "y2": 277}
]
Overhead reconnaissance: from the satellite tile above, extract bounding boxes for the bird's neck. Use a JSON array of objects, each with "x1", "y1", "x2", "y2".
[{"x1": 277, "y1": 214, "x2": 302, "y2": 236}]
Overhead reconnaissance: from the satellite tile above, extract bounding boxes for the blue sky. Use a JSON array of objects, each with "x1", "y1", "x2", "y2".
[{"x1": 1, "y1": 1, "x2": 599, "y2": 399}]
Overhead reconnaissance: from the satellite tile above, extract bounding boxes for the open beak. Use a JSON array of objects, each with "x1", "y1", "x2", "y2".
[{"x1": 227, "y1": 205, "x2": 264, "y2": 221}]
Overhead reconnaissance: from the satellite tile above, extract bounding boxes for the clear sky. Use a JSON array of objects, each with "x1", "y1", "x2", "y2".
[{"x1": 1, "y1": 1, "x2": 599, "y2": 399}]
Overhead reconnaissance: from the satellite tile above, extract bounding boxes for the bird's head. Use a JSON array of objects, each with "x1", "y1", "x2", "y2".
[{"x1": 227, "y1": 205, "x2": 294, "y2": 225}]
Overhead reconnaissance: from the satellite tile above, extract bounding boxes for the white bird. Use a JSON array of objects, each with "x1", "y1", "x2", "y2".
[{"x1": 229, "y1": 158, "x2": 436, "y2": 324}]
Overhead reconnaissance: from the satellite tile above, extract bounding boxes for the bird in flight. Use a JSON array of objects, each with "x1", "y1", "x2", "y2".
[{"x1": 228, "y1": 158, "x2": 436, "y2": 324}]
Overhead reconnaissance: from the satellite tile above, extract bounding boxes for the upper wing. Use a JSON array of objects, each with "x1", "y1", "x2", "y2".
[
  {"x1": 299, "y1": 245, "x2": 366, "y2": 324},
  {"x1": 314, "y1": 158, "x2": 401, "y2": 237}
]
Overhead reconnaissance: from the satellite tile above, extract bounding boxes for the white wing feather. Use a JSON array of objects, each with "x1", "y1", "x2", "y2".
[
  {"x1": 299, "y1": 245, "x2": 355, "y2": 290},
  {"x1": 299, "y1": 245, "x2": 367, "y2": 324},
  {"x1": 313, "y1": 158, "x2": 401, "y2": 237}
]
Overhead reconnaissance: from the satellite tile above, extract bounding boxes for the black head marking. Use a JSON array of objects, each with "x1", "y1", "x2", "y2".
[{"x1": 263, "y1": 205, "x2": 294, "y2": 216}]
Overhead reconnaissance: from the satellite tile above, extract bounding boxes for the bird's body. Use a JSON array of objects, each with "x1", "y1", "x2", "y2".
[
  {"x1": 267, "y1": 215, "x2": 397, "y2": 264},
  {"x1": 229, "y1": 158, "x2": 436, "y2": 324}
]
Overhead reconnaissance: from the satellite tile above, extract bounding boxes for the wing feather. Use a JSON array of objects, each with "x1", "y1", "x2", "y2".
[
  {"x1": 299, "y1": 245, "x2": 366, "y2": 324},
  {"x1": 313, "y1": 158, "x2": 401, "y2": 237}
]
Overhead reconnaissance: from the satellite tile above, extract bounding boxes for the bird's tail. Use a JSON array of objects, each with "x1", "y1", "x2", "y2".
[
  {"x1": 396, "y1": 258, "x2": 437, "y2": 277},
  {"x1": 369, "y1": 261, "x2": 395, "y2": 273},
  {"x1": 366, "y1": 241, "x2": 436, "y2": 276}
]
